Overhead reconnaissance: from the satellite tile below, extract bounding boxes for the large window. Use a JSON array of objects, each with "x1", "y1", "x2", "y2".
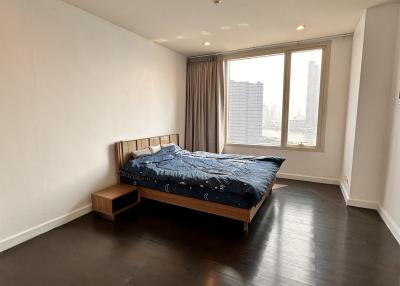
[{"x1": 226, "y1": 43, "x2": 328, "y2": 150}]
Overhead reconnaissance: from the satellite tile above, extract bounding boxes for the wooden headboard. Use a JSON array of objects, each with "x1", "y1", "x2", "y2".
[{"x1": 115, "y1": 134, "x2": 179, "y2": 173}]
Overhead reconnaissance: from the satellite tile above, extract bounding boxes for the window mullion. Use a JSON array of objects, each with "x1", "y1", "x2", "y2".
[
  {"x1": 315, "y1": 46, "x2": 328, "y2": 150},
  {"x1": 281, "y1": 52, "x2": 291, "y2": 148},
  {"x1": 224, "y1": 60, "x2": 230, "y2": 146}
]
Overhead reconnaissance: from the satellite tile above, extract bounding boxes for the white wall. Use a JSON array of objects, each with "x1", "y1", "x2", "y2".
[
  {"x1": 341, "y1": 3, "x2": 399, "y2": 207},
  {"x1": 0, "y1": 0, "x2": 186, "y2": 250},
  {"x1": 350, "y1": 4, "x2": 399, "y2": 203},
  {"x1": 341, "y1": 12, "x2": 365, "y2": 193},
  {"x1": 224, "y1": 37, "x2": 353, "y2": 184},
  {"x1": 339, "y1": 3, "x2": 400, "y2": 243},
  {"x1": 380, "y1": 8, "x2": 400, "y2": 243}
]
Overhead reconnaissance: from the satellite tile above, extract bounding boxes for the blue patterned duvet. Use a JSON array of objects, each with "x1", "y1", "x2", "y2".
[{"x1": 120, "y1": 145, "x2": 284, "y2": 209}]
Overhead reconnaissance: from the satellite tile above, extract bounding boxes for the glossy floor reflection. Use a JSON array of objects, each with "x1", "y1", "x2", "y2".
[{"x1": 0, "y1": 179, "x2": 399, "y2": 286}]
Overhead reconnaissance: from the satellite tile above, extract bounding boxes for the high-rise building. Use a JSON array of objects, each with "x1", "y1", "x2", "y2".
[{"x1": 228, "y1": 80, "x2": 263, "y2": 144}]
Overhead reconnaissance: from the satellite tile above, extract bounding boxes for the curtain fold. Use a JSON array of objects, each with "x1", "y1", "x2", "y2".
[{"x1": 185, "y1": 56, "x2": 225, "y2": 153}]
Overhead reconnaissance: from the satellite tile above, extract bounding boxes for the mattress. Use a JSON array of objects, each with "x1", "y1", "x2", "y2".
[{"x1": 120, "y1": 145, "x2": 284, "y2": 209}]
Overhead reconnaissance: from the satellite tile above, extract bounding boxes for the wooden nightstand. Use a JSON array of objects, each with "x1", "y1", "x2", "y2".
[{"x1": 91, "y1": 184, "x2": 140, "y2": 220}]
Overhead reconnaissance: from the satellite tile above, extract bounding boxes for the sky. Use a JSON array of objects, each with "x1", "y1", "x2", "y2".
[{"x1": 228, "y1": 49, "x2": 322, "y2": 119}]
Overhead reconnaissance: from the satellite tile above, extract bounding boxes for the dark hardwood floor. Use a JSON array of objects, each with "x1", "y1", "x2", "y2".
[{"x1": 0, "y1": 179, "x2": 399, "y2": 286}]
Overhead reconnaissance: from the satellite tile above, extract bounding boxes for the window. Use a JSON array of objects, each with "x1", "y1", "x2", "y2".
[
  {"x1": 287, "y1": 49, "x2": 322, "y2": 147},
  {"x1": 226, "y1": 43, "x2": 328, "y2": 150},
  {"x1": 228, "y1": 54, "x2": 284, "y2": 146}
]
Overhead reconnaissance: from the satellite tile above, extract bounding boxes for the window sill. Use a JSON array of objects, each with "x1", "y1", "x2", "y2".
[{"x1": 224, "y1": 143, "x2": 323, "y2": 152}]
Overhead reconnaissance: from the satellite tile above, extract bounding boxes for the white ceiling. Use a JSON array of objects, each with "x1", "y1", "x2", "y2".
[{"x1": 62, "y1": 0, "x2": 394, "y2": 56}]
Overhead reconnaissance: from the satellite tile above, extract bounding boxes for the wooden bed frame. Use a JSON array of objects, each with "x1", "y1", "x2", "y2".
[{"x1": 115, "y1": 134, "x2": 274, "y2": 231}]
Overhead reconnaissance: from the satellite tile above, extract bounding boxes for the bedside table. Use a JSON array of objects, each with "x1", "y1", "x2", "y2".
[{"x1": 91, "y1": 184, "x2": 140, "y2": 220}]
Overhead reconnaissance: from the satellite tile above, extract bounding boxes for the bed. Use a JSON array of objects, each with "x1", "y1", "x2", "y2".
[{"x1": 115, "y1": 134, "x2": 284, "y2": 231}]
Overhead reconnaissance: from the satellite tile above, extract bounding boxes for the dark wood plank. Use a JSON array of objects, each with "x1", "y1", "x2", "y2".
[{"x1": 0, "y1": 179, "x2": 399, "y2": 286}]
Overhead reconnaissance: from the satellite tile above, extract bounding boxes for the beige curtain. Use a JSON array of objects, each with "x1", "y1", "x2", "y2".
[{"x1": 185, "y1": 55, "x2": 225, "y2": 153}]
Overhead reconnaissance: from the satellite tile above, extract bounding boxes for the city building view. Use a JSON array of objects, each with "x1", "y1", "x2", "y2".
[
  {"x1": 228, "y1": 60, "x2": 321, "y2": 146},
  {"x1": 228, "y1": 80, "x2": 264, "y2": 144},
  {"x1": 287, "y1": 60, "x2": 321, "y2": 146}
]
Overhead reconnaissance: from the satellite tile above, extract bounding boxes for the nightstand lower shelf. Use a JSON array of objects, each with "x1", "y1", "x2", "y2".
[{"x1": 91, "y1": 184, "x2": 139, "y2": 220}]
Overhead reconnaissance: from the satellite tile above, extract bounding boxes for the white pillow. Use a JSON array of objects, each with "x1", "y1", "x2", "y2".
[
  {"x1": 149, "y1": 144, "x2": 161, "y2": 154},
  {"x1": 132, "y1": 148, "x2": 151, "y2": 158},
  {"x1": 161, "y1": 143, "x2": 176, "y2": 148}
]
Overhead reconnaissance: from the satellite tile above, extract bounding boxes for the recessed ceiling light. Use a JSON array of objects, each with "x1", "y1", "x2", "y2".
[
  {"x1": 204, "y1": 41, "x2": 211, "y2": 46},
  {"x1": 200, "y1": 30, "x2": 211, "y2": 36},
  {"x1": 220, "y1": 26, "x2": 232, "y2": 30},
  {"x1": 213, "y1": 0, "x2": 222, "y2": 4},
  {"x1": 176, "y1": 35, "x2": 185, "y2": 39},
  {"x1": 237, "y1": 23, "x2": 250, "y2": 27},
  {"x1": 153, "y1": 38, "x2": 168, "y2": 43},
  {"x1": 296, "y1": 25, "x2": 305, "y2": 31}
]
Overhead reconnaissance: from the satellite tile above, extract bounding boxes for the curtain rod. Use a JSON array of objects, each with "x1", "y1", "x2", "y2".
[{"x1": 189, "y1": 32, "x2": 353, "y2": 59}]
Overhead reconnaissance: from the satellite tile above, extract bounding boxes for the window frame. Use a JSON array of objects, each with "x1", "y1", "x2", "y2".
[{"x1": 224, "y1": 41, "x2": 330, "y2": 152}]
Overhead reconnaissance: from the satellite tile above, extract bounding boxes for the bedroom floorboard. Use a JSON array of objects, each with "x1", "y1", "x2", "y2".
[{"x1": 0, "y1": 179, "x2": 399, "y2": 286}]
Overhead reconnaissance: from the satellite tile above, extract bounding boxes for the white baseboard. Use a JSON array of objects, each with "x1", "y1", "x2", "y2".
[
  {"x1": 0, "y1": 204, "x2": 92, "y2": 253},
  {"x1": 339, "y1": 181, "x2": 350, "y2": 203},
  {"x1": 346, "y1": 199, "x2": 379, "y2": 210},
  {"x1": 339, "y1": 180, "x2": 378, "y2": 209},
  {"x1": 378, "y1": 206, "x2": 400, "y2": 245},
  {"x1": 2, "y1": 178, "x2": 398, "y2": 254},
  {"x1": 277, "y1": 172, "x2": 340, "y2": 185},
  {"x1": 339, "y1": 181, "x2": 399, "y2": 245}
]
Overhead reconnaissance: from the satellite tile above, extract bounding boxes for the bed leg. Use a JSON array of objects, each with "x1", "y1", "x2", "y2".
[{"x1": 243, "y1": 222, "x2": 249, "y2": 232}]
